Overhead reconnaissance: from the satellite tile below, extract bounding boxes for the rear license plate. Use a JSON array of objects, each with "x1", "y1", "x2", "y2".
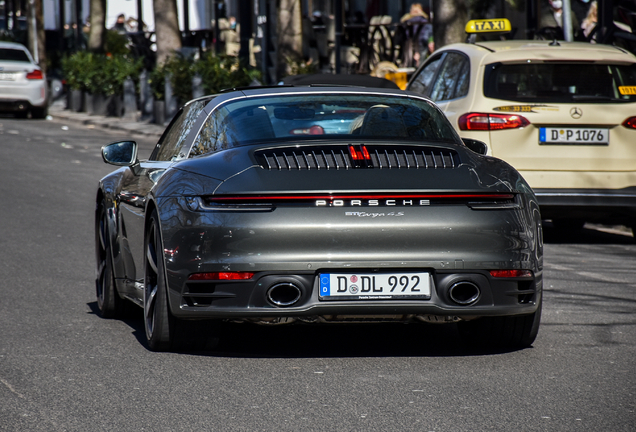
[
  {"x1": 539, "y1": 127, "x2": 609, "y2": 145},
  {"x1": 0, "y1": 72, "x2": 16, "y2": 81},
  {"x1": 319, "y1": 272, "x2": 431, "y2": 300}
]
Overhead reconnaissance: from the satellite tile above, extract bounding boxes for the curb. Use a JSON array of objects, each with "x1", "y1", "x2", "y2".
[{"x1": 48, "y1": 103, "x2": 165, "y2": 139}]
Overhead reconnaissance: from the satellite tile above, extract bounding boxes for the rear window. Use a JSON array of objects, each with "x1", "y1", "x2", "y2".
[
  {"x1": 190, "y1": 93, "x2": 460, "y2": 157},
  {"x1": 484, "y1": 62, "x2": 636, "y2": 103},
  {"x1": 0, "y1": 48, "x2": 31, "y2": 63}
]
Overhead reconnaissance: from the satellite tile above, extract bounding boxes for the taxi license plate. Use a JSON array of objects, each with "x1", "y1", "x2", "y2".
[
  {"x1": 539, "y1": 128, "x2": 609, "y2": 145},
  {"x1": 319, "y1": 272, "x2": 431, "y2": 300}
]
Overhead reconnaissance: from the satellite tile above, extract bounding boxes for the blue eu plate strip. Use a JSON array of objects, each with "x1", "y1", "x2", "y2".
[
  {"x1": 539, "y1": 128, "x2": 546, "y2": 142},
  {"x1": 320, "y1": 275, "x2": 330, "y2": 295}
]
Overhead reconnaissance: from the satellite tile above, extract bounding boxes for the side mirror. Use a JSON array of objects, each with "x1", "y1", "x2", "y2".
[
  {"x1": 462, "y1": 138, "x2": 488, "y2": 155},
  {"x1": 101, "y1": 141, "x2": 138, "y2": 166}
]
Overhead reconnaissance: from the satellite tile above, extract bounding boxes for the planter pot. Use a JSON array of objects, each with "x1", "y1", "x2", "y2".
[
  {"x1": 91, "y1": 94, "x2": 113, "y2": 116},
  {"x1": 84, "y1": 93, "x2": 94, "y2": 115},
  {"x1": 69, "y1": 89, "x2": 83, "y2": 112},
  {"x1": 110, "y1": 95, "x2": 124, "y2": 117},
  {"x1": 153, "y1": 100, "x2": 165, "y2": 125}
]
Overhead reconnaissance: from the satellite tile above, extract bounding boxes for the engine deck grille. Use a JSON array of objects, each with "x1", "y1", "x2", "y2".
[{"x1": 255, "y1": 145, "x2": 460, "y2": 170}]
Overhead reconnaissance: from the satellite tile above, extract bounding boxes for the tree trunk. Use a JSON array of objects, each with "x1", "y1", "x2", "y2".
[
  {"x1": 432, "y1": 0, "x2": 468, "y2": 50},
  {"x1": 154, "y1": 0, "x2": 182, "y2": 65},
  {"x1": 88, "y1": 0, "x2": 106, "y2": 52},
  {"x1": 276, "y1": 0, "x2": 303, "y2": 80},
  {"x1": 27, "y1": 0, "x2": 46, "y2": 73}
]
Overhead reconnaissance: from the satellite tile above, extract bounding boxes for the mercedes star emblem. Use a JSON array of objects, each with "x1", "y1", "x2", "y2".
[{"x1": 570, "y1": 107, "x2": 583, "y2": 119}]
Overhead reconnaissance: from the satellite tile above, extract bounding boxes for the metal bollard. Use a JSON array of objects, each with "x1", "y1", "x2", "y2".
[
  {"x1": 164, "y1": 73, "x2": 178, "y2": 125},
  {"x1": 192, "y1": 74, "x2": 204, "y2": 99},
  {"x1": 139, "y1": 70, "x2": 154, "y2": 121}
]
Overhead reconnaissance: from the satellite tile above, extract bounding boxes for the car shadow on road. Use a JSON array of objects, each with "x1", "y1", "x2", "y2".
[
  {"x1": 88, "y1": 301, "x2": 527, "y2": 358},
  {"x1": 543, "y1": 222, "x2": 634, "y2": 245}
]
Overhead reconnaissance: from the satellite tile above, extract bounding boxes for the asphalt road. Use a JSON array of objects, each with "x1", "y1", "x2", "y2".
[{"x1": 1, "y1": 116, "x2": 634, "y2": 431}]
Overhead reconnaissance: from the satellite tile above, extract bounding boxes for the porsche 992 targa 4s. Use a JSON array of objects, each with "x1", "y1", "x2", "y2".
[{"x1": 95, "y1": 86, "x2": 543, "y2": 351}]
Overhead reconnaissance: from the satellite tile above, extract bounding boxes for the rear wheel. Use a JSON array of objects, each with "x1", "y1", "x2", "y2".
[
  {"x1": 95, "y1": 201, "x2": 125, "y2": 318},
  {"x1": 458, "y1": 298, "x2": 542, "y2": 349},
  {"x1": 144, "y1": 211, "x2": 174, "y2": 351},
  {"x1": 144, "y1": 210, "x2": 219, "y2": 351}
]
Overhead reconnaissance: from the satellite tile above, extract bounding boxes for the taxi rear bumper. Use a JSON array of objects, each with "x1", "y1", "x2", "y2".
[{"x1": 534, "y1": 187, "x2": 636, "y2": 223}]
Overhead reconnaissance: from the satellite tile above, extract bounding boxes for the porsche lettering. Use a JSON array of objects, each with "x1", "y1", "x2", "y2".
[{"x1": 316, "y1": 199, "x2": 431, "y2": 207}]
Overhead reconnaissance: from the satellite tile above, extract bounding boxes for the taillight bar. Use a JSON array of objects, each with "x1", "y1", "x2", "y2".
[
  {"x1": 458, "y1": 113, "x2": 530, "y2": 131},
  {"x1": 205, "y1": 193, "x2": 516, "y2": 202}
]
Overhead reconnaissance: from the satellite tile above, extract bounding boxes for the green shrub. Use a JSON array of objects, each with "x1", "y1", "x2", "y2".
[
  {"x1": 62, "y1": 51, "x2": 142, "y2": 95},
  {"x1": 163, "y1": 54, "x2": 195, "y2": 103},
  {"x1": 104, "y1": 30, "x2": 131, "y2": 56},
  {"x1": 61, "y1": 51, "x2": 96, "y2": 91},
  {"x1": 194, "y1": 54, "x2": 261, "y2": 94},
  {"x1": 148, "y1": 63, "x2": 166, "y2": 101}
]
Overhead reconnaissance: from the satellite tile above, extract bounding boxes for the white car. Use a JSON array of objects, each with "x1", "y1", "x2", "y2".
[
  {"x1": 406, "y1": 19, "x2": 636, "y2": 234},
  {"x1": 0, "y1": 41, "x2": 48, "y2": 118}
]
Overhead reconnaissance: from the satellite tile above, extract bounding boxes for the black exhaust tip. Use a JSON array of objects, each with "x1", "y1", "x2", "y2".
[
  {"x1": 449, "y1": 281, "x2": 481, "y2": 305},
  {"x1": 267, "y1": 282, "x2": 302, "y2": 307}
]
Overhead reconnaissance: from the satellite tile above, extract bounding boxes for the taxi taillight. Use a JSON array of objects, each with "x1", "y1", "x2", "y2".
[
  {"x1": 458, "y1": 113, "x2": 530, "y2": 131},
  {"x1": 623, "y1": 117, "x2": 636, "y2": 129}
]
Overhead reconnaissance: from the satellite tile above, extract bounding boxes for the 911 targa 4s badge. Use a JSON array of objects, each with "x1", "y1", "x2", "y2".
[{"x1": 95, "y1": 86, "x2": 543, "y2": 351}]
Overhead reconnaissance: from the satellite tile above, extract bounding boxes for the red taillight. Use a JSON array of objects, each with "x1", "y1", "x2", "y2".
[
  {"x1": 458, "y1": 113, "x2": 530, "y2": 131},
  {"x1": 490, "y1": 270, "x2": 533, "y2": 278},
  {"x1": 188, "y1": 272, "x2": 255, "y2": 281},
  {"x1": 623, "y1": 116, "x2": 636, "y2": 129},
  {"x1": 289, "y1": 125, "x2": 324, "y2": 135},
  {"x1": 349, "y1": 144, "x2": 371, "y2": 160},
  {"x1": 26, "y1": 70, "x2": 44, "y2": 80}
]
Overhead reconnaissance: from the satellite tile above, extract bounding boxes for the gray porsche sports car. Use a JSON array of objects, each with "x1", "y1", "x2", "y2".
[{"x1": 96, "y1": 86, "x2": 543, "y2": 351}]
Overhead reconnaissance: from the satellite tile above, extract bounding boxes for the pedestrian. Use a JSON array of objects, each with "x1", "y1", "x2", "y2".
[
  {"x1": 111, "y1": 14, "x2": 126, "y2": 33},
  {"x1": 399, "y1": 3, "x2": 434, "y2": 67},
  {"x1": 538, "y1": 0, "x2": 580, "y2": 40},
  {"x1": 581, "y1": 1, "x2": 598, "y2": 42}
]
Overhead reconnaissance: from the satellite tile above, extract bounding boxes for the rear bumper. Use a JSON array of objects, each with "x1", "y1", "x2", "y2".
[
  {"x1": 0, "y1": 99, "x2": 40, "y2": 112},
  {"x1": 534, "y1": 187, "x2": 636, "y2": 222},
  {"x1": 167, "y1": 269, "x2": 542, "y2": 320},
  {"x1": 0, "y1": 81, "x2": 48, "y2": 110}
]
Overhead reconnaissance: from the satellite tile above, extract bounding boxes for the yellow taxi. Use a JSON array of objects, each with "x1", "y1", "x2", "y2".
[{"x1": 406, "y1": 18, "x2": 636, "y2": 234}]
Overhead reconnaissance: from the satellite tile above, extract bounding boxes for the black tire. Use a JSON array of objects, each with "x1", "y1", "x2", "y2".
[
  {"x1": 31, "y1": 106, "x2": 48, "y2": 119},
  {"x1": 95, "y1": 201, "x2": 125, "y2": 318},
  {"x1": 144, "y1": 210, "x2": 219, "y2": 352},
  {"x1": 458, "y1": 298, "x2": 542, "y2": 349}
]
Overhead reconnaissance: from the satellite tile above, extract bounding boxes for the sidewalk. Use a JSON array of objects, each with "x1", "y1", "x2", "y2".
[{"x1": 48, "y1": 100, "x2": 165, "y2": 139}]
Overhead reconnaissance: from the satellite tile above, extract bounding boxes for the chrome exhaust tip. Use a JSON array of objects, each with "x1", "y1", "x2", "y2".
[
  {"x1": 449, "y1": 281, "x2": 481, "y2": 306},
  {"x1": 267, "y1": 282, "x2": 302, "y2": 307}
]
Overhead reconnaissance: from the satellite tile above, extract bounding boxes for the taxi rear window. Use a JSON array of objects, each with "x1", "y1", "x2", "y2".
[{"x1": 484, "y1": 62, "x2": 636, "y2": 103}]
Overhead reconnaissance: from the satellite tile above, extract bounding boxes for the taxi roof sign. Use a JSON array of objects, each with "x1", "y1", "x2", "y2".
[{"x1": 465, "y1": 18, "x2": 512, "y2": 34}]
